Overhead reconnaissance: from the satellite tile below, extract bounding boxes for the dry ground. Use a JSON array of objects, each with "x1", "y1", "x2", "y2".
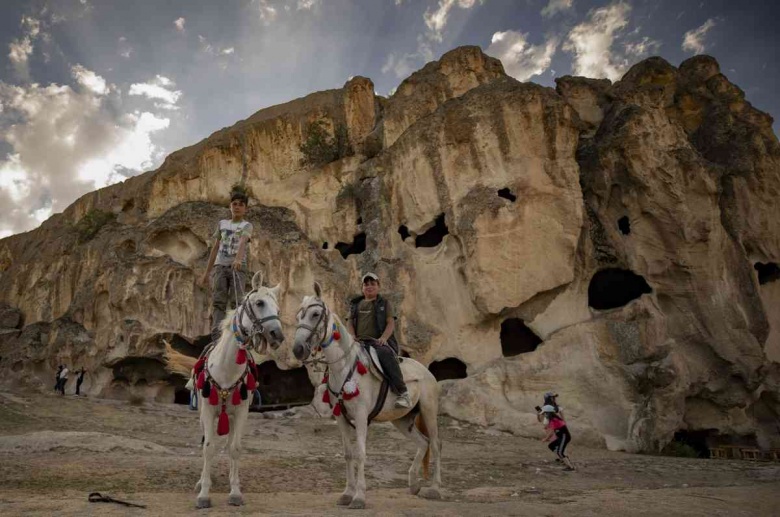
[{"x1": 0, "y1": 389, "x2": 778, "y2": 516}]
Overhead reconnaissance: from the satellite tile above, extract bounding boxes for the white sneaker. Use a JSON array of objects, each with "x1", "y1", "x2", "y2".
[{"x1": 395, "y1": 392, "x2": 411, "y2": 409}]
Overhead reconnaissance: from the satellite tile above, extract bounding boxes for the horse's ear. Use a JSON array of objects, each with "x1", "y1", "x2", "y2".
[
  {"x1": 270, "y1": 283, "x2": 281, "y2": 299},
  {"x1": 313, "y1": 281, "x2": 322, "y2": 299},
  {"x1": 251, "y1": 271, "x2": 264, "y2": 290}
]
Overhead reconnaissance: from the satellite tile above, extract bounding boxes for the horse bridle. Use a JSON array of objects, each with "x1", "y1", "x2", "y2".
[
  {"x1": 234, "y1": 288, "x2": 281, "y2": 351},
  {"x1": 295, "y1": 300, "x2": 331, "y2": 362}
]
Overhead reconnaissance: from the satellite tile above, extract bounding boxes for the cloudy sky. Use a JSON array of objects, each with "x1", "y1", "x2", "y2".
[{"x1": 1, "y1": 0, "x2": 778, "y2": 238}]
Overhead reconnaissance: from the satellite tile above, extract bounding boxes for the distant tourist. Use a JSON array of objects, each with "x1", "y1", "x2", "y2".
[
  {"x1": 251, "y1": 389, "x2": 262, "y2": 411},
  {"x1": 54, "y1": 365, "x2": 63, "y2": 392},
  {"x1": 58, "y1": 366, "x2": 69, "y2": 395},
  {"x1": 540, "y1": 404, "x2": 575, "y2": 471},
  {"x1": 189, "y1": 388, "x2": 198, "y2": 411},
  {"x1": 536, "y1": 391, "x2": 564, "y2": 422},
  {"x1": 74, "y1": 368, "x2": 86, "y2": 396}
]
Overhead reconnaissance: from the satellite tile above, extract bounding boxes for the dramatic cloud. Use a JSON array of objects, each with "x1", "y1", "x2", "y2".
[
  {"x1": 563, "y1": 1, "x2": 631, "y2": 81},
  {"x1": 382, "y1": 36, "x2": 434, "y2": 79},
  {"x1": 129, "y1": 75, "x2": 182, "y2": 109},
  {"x1": 424, "y1": 0, "x2": 481, "y2": 42},
  {"x1": 71, "y1": 65, "x2": 109, "y2": 95},
  {"x1": 8, "y1": 16, "x2": 42, "y2": 78},
  {"x1": 486, "y1": 30, "x2": 558, "y2": 81},
  {"x1": 682, "y1": 18, "x2": 717, "y2": 54},
  {"x1": 174, "y1": 17, "x2": 186, "y2": 31},
  {"x1": 254, "y1": 0, "x2": 278, "y2": 25},
  {"x1": 297, "y1": 0, "x2": 320, "y2": 9},
  {"x1": 625, "y1": 36, "x2": 661, "y2": 57},
  {"x1": 0, "y1": 75, "x2": 170, "y2": 236},
  {"x1": 541, "y1": 0, "x2": 573, "y2": 18}
]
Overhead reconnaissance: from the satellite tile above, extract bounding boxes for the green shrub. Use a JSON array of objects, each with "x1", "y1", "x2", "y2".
[
  {"x1": 300, "y1": 120, "x2": 352, "y2": 167},
  {"x1": 75, "y1": 209, "x2": 116, "y2": 243},
  {"x1": 660, "y1": 441, "x2": 700, "y2": 458}
]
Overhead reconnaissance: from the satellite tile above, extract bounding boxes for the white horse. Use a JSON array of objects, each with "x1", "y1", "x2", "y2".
[
  {"x1": 193, "y1": 271, "x2": 284, "y2": 508},
  {"x1": 293, "y1": 282, "x2": 442, "y2": 509}
]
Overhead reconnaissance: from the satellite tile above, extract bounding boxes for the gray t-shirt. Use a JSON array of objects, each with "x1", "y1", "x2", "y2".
[{"x1": 213, "y1": 219, "x2": 253, "y2": 267}]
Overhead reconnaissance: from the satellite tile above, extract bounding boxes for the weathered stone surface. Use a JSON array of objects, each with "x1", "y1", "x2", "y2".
[{"x1": 0, "y1": 47, "x2": 778, "y2": 452}]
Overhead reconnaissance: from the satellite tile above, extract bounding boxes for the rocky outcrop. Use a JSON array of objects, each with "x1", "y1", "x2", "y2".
[{"x1": 0, "y1": 48, "x2": 778, "y2": 453}]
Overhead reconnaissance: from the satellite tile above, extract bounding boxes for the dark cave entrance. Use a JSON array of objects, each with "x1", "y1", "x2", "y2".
[
  {"x1": 255, "y1": 361, "x2": 314, "y2": 410},
  {"x1": 174, "y1": 388, "x2": 191, "y2": 405},
  {"x1": 335, "y1": 232, "x2": 366, "y2": 258},
  {"x1": 500, "y1": 318, "x2": 543, "y2": 356},
  {"x1": 588, "y1": 268, "x2": 652, "y2": 310},
  {"x1": 415, "y1": 214, "x2": 448, "y2": 248},
  {"x1": 498, "y1": 188, "x2": 517, "y2": 202},
  {"x1": 428, "y1": 358, "x2": 468, "y2": 381},
  {"x1": 618, "y1": 216, "x2": 630, "y2": 235},
  {"x1": 754, "y1": 262, "x2": 780, "y2": 285}
]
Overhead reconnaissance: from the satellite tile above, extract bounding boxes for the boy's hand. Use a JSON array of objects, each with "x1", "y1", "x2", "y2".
[{"x1": 232, "y1": 260, "x2": 242, "y2": 271}]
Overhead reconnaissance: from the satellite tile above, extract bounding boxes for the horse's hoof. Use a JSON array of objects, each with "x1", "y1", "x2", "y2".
[
  {"x1": 348, "y1": 498, "x2": 365, "y2": 509},
  {"x1": 419, "y1": 487, "x2": 442, "y2": 500},
  {"x1": 336, "y1": 494, "x2": 353, "y2": 506},
  {"x1": 228, "y1": 494, "x2": 244, "y2": 506},
  {"x1": 409, "y1": 484, "x2": 421, "y2": 495},
  {"x1": 196, "y1": 497, "x2": 212, "y2": 509}
]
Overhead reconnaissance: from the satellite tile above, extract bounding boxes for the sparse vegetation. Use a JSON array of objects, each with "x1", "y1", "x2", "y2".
[
  {"x1": 75, "y1": 209, "x2": 116, "y2": 243},
  {"x1": 300, "y1": 120, "x2": 353, "y2": 167},
  {"x1": 230, "y1": 182, "x2": 249, "y2": 198}
]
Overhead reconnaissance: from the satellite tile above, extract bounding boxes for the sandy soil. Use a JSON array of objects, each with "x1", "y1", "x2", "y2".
[{"x1": 0, "y1": 389, "x2": 778, "y2": 516}]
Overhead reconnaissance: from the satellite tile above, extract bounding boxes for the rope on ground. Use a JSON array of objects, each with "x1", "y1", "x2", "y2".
[{"x1": 88, "y1": 492, "x2": 147, "y2": 509}]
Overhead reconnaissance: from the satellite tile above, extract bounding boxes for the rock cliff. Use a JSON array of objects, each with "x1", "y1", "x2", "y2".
[{"x1": 1, "y1": 47, "x2": 778, "y2": 452}]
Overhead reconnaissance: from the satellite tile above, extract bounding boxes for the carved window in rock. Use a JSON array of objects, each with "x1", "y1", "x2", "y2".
[
  {"x1": 428, "y1": 357, "x2": 467, "y2": 381},
  {"x1": 754, "y1": 262, "x2": 780, "y2": 285},
  {"x1": 335, "y1": 232, "x2": 366, "y2": 258},
  {"x1": 415, "y1": 214, "x2": 448, "y2": 248},
  {"x1": 588, "y1": 268, "x2": 652, "y2": 310},
  {"x1": 500, "y1": 318, "x2": 542, "y2": 356}
]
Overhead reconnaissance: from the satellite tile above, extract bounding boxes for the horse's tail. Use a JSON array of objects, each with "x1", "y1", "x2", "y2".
[{"x1": 415, "y1": 413, "x2": 431, "y2": 480}]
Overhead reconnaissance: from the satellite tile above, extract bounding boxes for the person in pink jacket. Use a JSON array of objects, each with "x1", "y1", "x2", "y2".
[{"x1": 541, "y1": 404, "x2": 575, "y2": 471}]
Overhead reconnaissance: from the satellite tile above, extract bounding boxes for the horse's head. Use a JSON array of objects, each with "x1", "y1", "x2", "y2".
[
  {"x1": 236, "y1": 271, "x2": 285, "y2": 350},
  {"x1": 293, "y1": 281, "x2": 331, "y2": 361}
]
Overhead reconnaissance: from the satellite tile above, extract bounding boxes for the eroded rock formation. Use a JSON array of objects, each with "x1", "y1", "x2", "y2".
[{"x1": 1, "y1": 47, "x2": 778, "y2": 452}]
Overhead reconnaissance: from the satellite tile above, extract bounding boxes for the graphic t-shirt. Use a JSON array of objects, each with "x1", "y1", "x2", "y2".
[
  {"x1": 356, "y1": 298, "x2": 395, "y2": 340},
  {"x1": 213, "y1": 219, "x2": 253, "y2": 267}
]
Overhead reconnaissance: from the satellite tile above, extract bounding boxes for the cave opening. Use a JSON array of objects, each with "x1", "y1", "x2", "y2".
[
  {"x1": 255, "y1": 361, "x2": 314, "y2": 411},
  {"x1": 497, "y1": 188, "x2": 517, "y2": 202},
  {"x1": 322, "y1": 242, "x2": 329, "y2": 250},
  {"x1": 588, "y1": 268, "x2": 652, "y2": 310},
  {"x1": 428, "y1": 358, "x2": 467, "y2": 381},
  {"x1": 335, "y1": 232, "x2": 366, "y2": 259},
  {"x1": 618, "y1": 216, "x2": 631, "y2": 235},
  {"x1": 665, "y1": 429, "x2": 716, "y2": 459},
  {"x1": 356, "y1": 217, "x2": 363, "y2": 225},
  {"x1": 398, "y1": 225, "x2": 411, "y2": 241},
  {"x1": 754, "y1": 262, "x2": 780, "y2": 285},
  {"x1": 500, "y1": 318, "x2": 543, "y2": 356},
  {"x1": 415, "y1": 214, "x2": 448, "y2": 248}
]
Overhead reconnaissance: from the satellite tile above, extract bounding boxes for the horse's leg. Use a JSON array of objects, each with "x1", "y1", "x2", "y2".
[
  {"x1": 418, "y1": 382, "x2": 442, "y2": 500},
  {"x1": 349, "y1": 413, "x2": 369, "y2": 509},
  {"x1": 392, "y1": 415, "x2": 429, "y2": 495},
  {"x1": 227, "y1": 406, "x2": 248, "y2": 506},
  {"x1": 196, "y1": 406, "x2": 217, "y2": 508},
  {"x1": 336, "y1": 416, "x2": 357, "y2": 506}
]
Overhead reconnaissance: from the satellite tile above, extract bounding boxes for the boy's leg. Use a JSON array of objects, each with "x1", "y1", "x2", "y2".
[
  {"x1": 373, "y1": 344, "x2": 411, "y2": 406},
  {"x1": 212, "y1": 266, "x2": 230, "y2": 342}
]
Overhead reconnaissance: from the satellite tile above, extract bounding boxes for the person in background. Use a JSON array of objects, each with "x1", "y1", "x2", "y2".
[
  {"x1": 74, "y1": 368, "x2": 86, "y2": 396},
  {"x1": 536, "y1": 391, "x2": 564, "y2": 422},
  {"x1": 54, "y1": 365, "x2": 63, "y2": 392},
  {"x1": 541, "y1": 404, "x2": 575, "y2": 471},
  {"x1": 58, "y1": 365, "x2": 69, "y2": 396}
]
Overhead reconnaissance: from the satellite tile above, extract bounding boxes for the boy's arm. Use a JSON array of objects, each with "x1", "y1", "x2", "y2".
[
  {"x1": 541, "y1": 427, "x2": 554, "y2": 442},
  {"x1": 233, "y1": 235, "x2": 250, "y2": 270},
  {"x1": 200, "y1": 236, "x2": 220, "y2": 287},
  {"x1": 378, "y1": 317, "x2": 395, "y2": 345}
]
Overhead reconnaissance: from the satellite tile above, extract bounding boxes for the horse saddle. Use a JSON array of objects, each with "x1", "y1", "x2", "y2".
[{"x1": 360, "y1": 340, "x2": 404, "y2": 383}]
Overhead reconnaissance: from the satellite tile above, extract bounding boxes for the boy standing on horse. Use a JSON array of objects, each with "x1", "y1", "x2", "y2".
[
  {"x1": 347, "y1": 272, "x2": 411, "y2": 409},
  {"x1": 200, "y1": 189, "x2": 253, "y2": 343}
]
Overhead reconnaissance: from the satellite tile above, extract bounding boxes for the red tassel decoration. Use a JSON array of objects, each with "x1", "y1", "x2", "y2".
[
  {"x1": 343, "y1": 387, "x2": 360, "y2": 400},
  {"x1": 209, "y1": 385, "x2": 219, "y2": 406},
  {"x1": 322, "y1": 390, "x2": 330, "y2": 404},
  {"x1": 196, "y1": 370, "x2": 206, "y2": 390},
  {"x1": 236, "y1": 348, "x2": 247, "y2": 365},
  {"x1": 356, "y1": 361, "x2": 367, "y2": 375},
  {"x1": 246, "y1": 372, "x2": 257, "y2": 391},
  {"x1": 322, "y1": 374, "x2": 328, "y2": 384},
  {"x1": 232, "y1": 387, "x2": 242, "y2": 406},
  {"x1": 217, "y1": 405, "x2": 230, "y2": 436},
  {"x1": 333, "y1": 330, "x2": 341, "y2": 341},
  {"x1": 194, "y1": 357, "x2": 205, "y2": 373},
  {"x1": 332, "y1": 403, "x2": 342, "y2": 417}
]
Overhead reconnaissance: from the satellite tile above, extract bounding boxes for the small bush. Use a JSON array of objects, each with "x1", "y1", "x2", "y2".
[
  {"x1": 127, "y1": 394, "x2": 146, "y2": 406},
  {"x1": 75, "y1": 209, "x2": 116, "y2": 243},
  {"x1": 660, "y1": 441, "x2": 700, "y2": 458},
  {"x1": 300, "y1": 120, "x2": 352, "y2": 167}
]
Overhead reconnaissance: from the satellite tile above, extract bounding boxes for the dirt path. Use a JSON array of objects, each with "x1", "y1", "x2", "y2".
[{"x1": 1, "y1": 390, "x2": 778, "y2": 516}]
